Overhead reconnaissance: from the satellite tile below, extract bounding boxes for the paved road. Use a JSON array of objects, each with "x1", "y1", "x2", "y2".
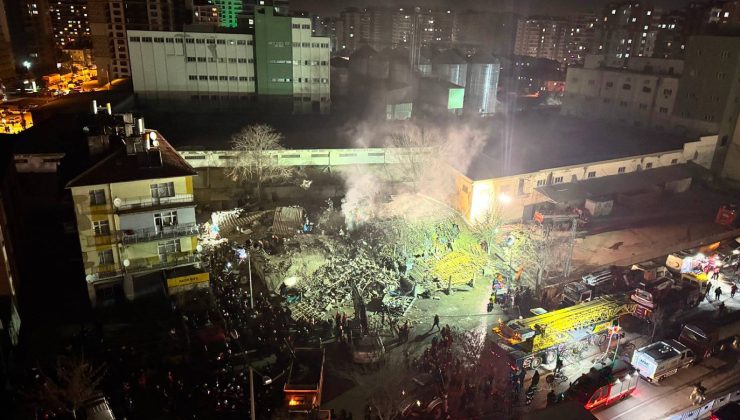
[{"x1": 595, "y1": 351, "x2": 740, "y2": 420}]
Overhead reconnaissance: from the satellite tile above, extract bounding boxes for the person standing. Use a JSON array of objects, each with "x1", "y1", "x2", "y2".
[
  {"x1": 715, "y1": 286, "x2": 723, "y2": 301},
  {"x1": 731, "y1": 283, "x2": 737, "y2": 298},
  {"x1": 705, "y1": 281, "x2": 713, "y2": 299},
  {"x1": 432, "y1": 314, "x2": 441, "y2": 331}
]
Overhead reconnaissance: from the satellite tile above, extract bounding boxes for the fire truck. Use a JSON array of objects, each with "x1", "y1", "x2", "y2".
[
  {"x1": 492, "y1": 294, "x2": 637, "y2": 369},
  {"x1": 630, "y1": 274, "x2": 702, "y2": 320},
  {"x1": 566, "y1": 360, "x2": 639, "y2": 411}
]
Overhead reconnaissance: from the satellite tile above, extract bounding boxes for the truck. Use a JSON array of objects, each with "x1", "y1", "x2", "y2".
[
  {"x1": 566, "y1": 360, "x2": 639, "y2": 411},
  {"x1": 631, "y1": 339, "x2": 696, "y2": 382},
  {"x1": 561, "y1": 269, "x2": 616, "y2": 306},
  {"x1": 677, "y1": 313, "x2": 740, "y2": 359},
  {"x1": 630, "y1": 275, "x2": 702, "y2": 320},
  {"x1": 284, "y1": 348, "x2": 325, "y2": 414}
]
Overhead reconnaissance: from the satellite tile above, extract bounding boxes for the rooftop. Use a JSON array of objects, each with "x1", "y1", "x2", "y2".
[
  {"x1": 642, "y1": 339, "x2": 687, "y2": 362},
  {"x1": 460, "y1": 110, "x2": 691, "y2": 180},
  {"x1": 66, "y1": 131, "x2": 197, "y2": 188}
]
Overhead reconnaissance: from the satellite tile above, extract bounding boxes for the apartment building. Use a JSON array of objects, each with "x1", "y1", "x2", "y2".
[
  {"x1": 49, "y1": 0, "x2": 90, "y2": 48},
  {"x1": 66, "y1": 117, "x2": 202, "y2": 307},
  {"x1": 593, "y1": 1, "x2": 658, "y2": 68},
  {"x1": 514, "y1": 17, "x2": 569, "y2": 65},
  {"x1": 562, "y1": 56, "x2": 683, "y2": 129}
]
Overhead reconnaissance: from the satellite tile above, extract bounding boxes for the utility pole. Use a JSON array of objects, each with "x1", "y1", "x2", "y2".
[
  {"x1": 249, "y1": 366, "x2": 256, "y2": 420},
  {"x1": 248, "y1": 251, "x2": 254, "y2": 309}
]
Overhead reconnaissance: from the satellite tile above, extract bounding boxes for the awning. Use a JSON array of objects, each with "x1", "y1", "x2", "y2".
[{"x1": 536, "y1": 162, "x2": 709, "y2": 204}]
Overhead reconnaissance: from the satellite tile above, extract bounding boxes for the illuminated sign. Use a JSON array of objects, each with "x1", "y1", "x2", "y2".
[{"x1": 167, "y1": 272, "x2": 209, "y2": 289}]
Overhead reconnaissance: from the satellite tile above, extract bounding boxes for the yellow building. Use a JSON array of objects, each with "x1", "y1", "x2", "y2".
[{"x1": 67, "y1": 126, "x2": 202, "y2": 307}]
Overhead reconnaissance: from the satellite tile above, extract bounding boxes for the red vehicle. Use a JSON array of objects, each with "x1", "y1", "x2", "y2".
[
  {"x1": 566, "y1": 360, "x2": 639, "y2": 411},
  {"x1": 716, "y1": 205, "x2": 737, "y2": 227}
]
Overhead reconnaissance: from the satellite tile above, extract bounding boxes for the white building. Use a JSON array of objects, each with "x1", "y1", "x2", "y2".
[{"x1": 128, "y1": 30, "x2": 257, "y2": 94}]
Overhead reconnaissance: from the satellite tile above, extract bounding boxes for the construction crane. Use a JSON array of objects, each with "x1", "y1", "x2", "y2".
[{"x1": 493, "y1": 294, "x2": 637, "y2": 354}]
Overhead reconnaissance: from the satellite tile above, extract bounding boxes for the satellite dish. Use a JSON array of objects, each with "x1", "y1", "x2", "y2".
[
  {"x1": 85, "y1": 274, "x2": 95, "y2": 282},
  {"x1": 148, "y1": 131, "x2": 157, "y2": 141},
  {"x1": 123, "y1": 259, "x2": 130, "y2": 267},
  {"x1": 113, "y1": 197, "x2": 122, "y2": 207},
  {"x1": 196, "y1": 244, "x2": 203, "y2": 253}
]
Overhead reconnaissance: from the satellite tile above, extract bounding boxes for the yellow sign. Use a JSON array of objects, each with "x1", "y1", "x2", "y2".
[{"x1": 167, "y1": 272, "x2": 209, "y2": 289}]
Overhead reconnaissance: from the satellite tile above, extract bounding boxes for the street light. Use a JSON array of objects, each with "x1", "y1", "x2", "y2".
[
  {"x1": 22, "y1": 61, "x2": 31, "y2": 70},
  {"x1": 248, "y1": 366, "x2": 287, "y2": 420}
]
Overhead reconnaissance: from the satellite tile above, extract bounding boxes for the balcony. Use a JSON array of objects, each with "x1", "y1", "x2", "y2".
[
  {"x1": 89, "y1": 203, "x2": 113, "y2": 215},
  {"x1": 86, "y1": 234, "x2": 116, "y2": 247},
  {"x1": 120, "y1": 223, "x2": 199, "y2": 245},
  {"x1": 125, "y1": 252, "x2": 201, "y2": 274},
  {"x1": 114, "y1": 194, "x2": 194, "y2": 213},
  {"x1": 90, "y1": 264, "x2": 121, "y2": 279}
]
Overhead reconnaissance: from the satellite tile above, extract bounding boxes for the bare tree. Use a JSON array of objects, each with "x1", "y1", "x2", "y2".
[
  {"x1": 388, "y1": 123, "x2": 444, "y2": 191},
  {"x1": 471, "y1": 206, "x2": 504, "y2": 256},
  {"x1": 226, "y1": 124, "x2": 293, "y2": 202},
  {"x1": 450, "y1": 327, "x2": 486, "y2": 374},
  {"x1": 32, "y1": 356, "x2": 106, "y2": 419}
]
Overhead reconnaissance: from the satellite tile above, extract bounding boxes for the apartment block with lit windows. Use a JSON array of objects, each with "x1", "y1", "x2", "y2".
[{"x1": 66, "y1": 117, "x2": 201, "y2": 307}]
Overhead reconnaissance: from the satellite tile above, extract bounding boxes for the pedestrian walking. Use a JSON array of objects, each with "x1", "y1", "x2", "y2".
[
  {"x1": 715, "y1": 286, "x2": 723, "y2": 301},
  {"x1": 712, "y1": 266, "x2": 720, "y2": 281},
  {"x1": 731, "y1": 283, "x2": 737, "y2": 298},
  {"x1": 705, "y1": 281, "x2": 713, "y2": 300},
  {"x1": 531, "y1": 369, "x2": 540, "y2": 388},
  {"x1": 432, "y1": 314, "x2": 441, "y2": 331}
]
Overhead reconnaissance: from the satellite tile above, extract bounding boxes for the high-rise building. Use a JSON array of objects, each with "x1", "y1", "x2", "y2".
[
  {"x1": 88, "y1": 0, "x2": 188, "y2": 82},
  {"x1": 514, "y1": 17, "x2": 569, "y2": 66},
  {"x1": 672, "y1": 36, "x2": 740, "y2": 176},
  {"x1": 4, "y1": 0, "x2": 57, "y2": 73},
  {"x1": 652, "y1": 9, "x2": 687, "y2": 59},
  {"x1": 49, "y1": 0, "x2": 90, "y2": 49},
  {"x1": 452, "y1": 11, "x2": 516, "y2": 57},
  {"x1": 593, "y1": 1, "x2": 658, "y2": 68},
  {"x1": 66, "y1": 114, "x2": 203, "y2": 307},
  {"x1": 212, "y1": 0, "x2": 242, "y2": 28},
  {"x1": 565, "y1": 14, "x2": 598, "y2": 66},
  {"x1": 337, "y1": 7, "x2": 368, "y2": 53},
  {"x1": 0, "y1": 0, "x2": 16, "y2": 82},
  {"x1": 192, "y1": 2, "x2": 220, "y2": 26}
]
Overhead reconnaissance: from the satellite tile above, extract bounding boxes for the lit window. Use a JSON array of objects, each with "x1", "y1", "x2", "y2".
[
  {"x1": 617, "y1": 167, "x2": 626, "y2": 174},
  {"x1": 89, "y1": 189, "x2": 106, "y2": 205}
]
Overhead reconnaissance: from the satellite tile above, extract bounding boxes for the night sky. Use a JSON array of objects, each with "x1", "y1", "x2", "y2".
[{"x1": 293, "y1": 0, "x2": 696, "y2": 16}]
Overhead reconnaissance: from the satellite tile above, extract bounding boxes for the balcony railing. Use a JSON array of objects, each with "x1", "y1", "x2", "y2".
[
  {"x1": 86, "y1": 234, "x2": 115, "y2": 247},
  {"x1": 90, "y1": 263, "x2": 121, "y2": 279},
  {"x1": 125, "y1": 252, "x2": 200, "y2": 274},
  {"x1": 114, "y1": 194, "x2": 194, "y2": 212},
  {"x1": 120, "y1": 223, "x2": 199, "y2": 245}
]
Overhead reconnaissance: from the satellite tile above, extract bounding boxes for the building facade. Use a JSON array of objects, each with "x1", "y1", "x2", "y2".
[
  {"x1": 127, "y1": 29, "x2": 257, "y2": 94},
  {"x1": 0, "y1": 0, "x2": 15, "y2": 82},
  {"x1": 514, "y1": 17, "x2": 569, "y2": 66},
  {"x1": 192, "y1": 3, "x2": 220, "y2": 26},
  {"x1": 67, "y1": 120, "x2": 201, "y2": 307},
  {"x1": 49, "y1": 0, "x2": 90, "y2": 49},
  {"x1": 593, "y1": 1, "x2": 658, "y2": 68},
  {"x1": 562, "y1": 57, "x2": 683, "y2": 129},
  {"x1": 212, "y1": 0, "x2": 241, "y2": 28}
]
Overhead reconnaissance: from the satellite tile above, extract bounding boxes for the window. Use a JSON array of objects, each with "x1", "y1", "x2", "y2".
[
  {"x1": 195, "y1": 39, "x2": 205, "y2": 44},
  {"x1": 642, "y1": 86, "x2": 651, "y2": 93},
  {"x1": 229, "y1": 76, "x2": 237, "y2": 81},
  {"x1": 208, "y1": 57, "x2": 217, "y2": 62},
  {"x1": 645, "y1": 162, "x2": 653, "y2": 169},
  {"x1": 292, "y1": 23, "x2": 300, "y2": 29},
  {"x1": 671, "y1": 158, "x2": 678, "y2": 165},
  {"x1": 185, "y1": 38, "x2": 194, "y2": 44},
  {"x1": 302, "y1": 24, "x2": 311, "y2": 29},
  {"x1": 659, "y1": 107, "x2": 668, "y2": 113},
  {"x1": 165, "y1": 38, "x2": 174, "y2": 43},
  {"x1": 605, "y1": 82, "x2": 614, "y2": 88},
  {"x1": 228, "y1": 58, "x2": 237, "y2": 63},
  {"x1": 248, "y1": 58, "x2": 254, "y2": 63},
  {"x1": 188, "y1": 75, "x2": 197, "y2": 80},
  {"x1": 617, "y1": 167, "x2": 626, "y2": 174},
  {"x1": 98, "y1": 249, "x2": 114, "y2": 265},
  {"x1": 704, "y1": 114, "x2": 715, "y2": 121},
  {"x1": 187, "y1": 57, "x2": 196, "y2": 62},
  {"x1": 717, "y1": 72, "x2": 726, "y2": 80},
  {"x1": 248, "y1": 40, "x2": 254, "y2": 45},
  {"x1": 154, "y1": 211, "x2": 178, "y2": 228},
  {"x1": 93, "y1": 220, "x2": 110, "y2": 236},
  {"x1": 129, "y1": 36, "x2": 140, "y2": 42},
  {"x1": 217, "y1": 39, "x2": 225, "y2": 44},
  {"x1": 238, "y1": 76, "x2": 249, "y2": 81},
  {"x1": 157, "y1": 239, "x2": 181, "y2": 257},
  {"x1": 153, "y1": 37, "x2": 164, "y2": 43},
  {"x1": 219, "y1": 75, "x2": 228, "y2": 80},
  {"x1": 141, "y1": 37, "x2": 152, "y2": 42},
  {"x1": 302, "y1": 42, "x2": 310, "y2": 47},
  {"x1": 587, "y1": 171, "x2": 596, "y2": 178},
  {"x1": 197, "y1": 57, "x2": 206, "y2": 62},
  {"x1": 89, "y1": 189, "x2": 106, "y2": 205},
  {"x1": 238, "y1": 58, "x2": 247, "y2": 63},
  {"x1": 175, "y1": 38, "x2": 183, "y2": 43},
  {"x1": 209, "y1": 75, "x2": 218, "y2": 80},
  {"x1": 198, "y1": 75, "x2": 208, "y2": 80},
  {"x1": 663, "y1": 88, "x2": 673, "y2": 95},
  {"x1": 622, "y1": 83, "x2": 631, "y2": 90},
  {"x1": 553, "y1": 176, "x2": 564, "y2": 184},
  {"x1": 720, "y1": 51, "x2": 729, "y2": 60},
  {"x1": 536, "y1": 179, "x2": 546, "y2": 187},
  {"x1": 150, "y1": 182, "x2": 175, "y2": 198}
]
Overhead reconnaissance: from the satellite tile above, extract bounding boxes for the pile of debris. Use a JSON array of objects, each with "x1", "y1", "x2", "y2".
[
  {"x1": 293, "y1": 248, "x2": 400, "y2": 320},
  {"x1": 211, "y1": 209, "x2": 273, "y2": 236}
]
